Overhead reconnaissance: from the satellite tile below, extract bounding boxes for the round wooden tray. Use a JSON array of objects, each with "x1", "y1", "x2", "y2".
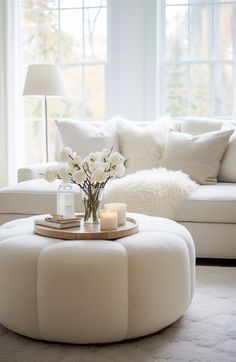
[{"x1": 34, "y1": 216, "x2": 138, "y2": 240}]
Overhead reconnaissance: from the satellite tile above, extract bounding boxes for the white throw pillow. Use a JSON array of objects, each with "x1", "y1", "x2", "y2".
[
  {"x1": 55, "y1": 118, "x2": 119, "y2": 158},
  {"x1": 218, "y1": 124, "x2": 236, "y2": 182},
  {"x1": 117, "y1": 116, "x2": 171, "y2": 174},
  {"x1": 159, "y1": 129, "x2": 233, "y2": 185},
  {"x1": 181, "y1": 117, "x2": 223, "y2": 135}
]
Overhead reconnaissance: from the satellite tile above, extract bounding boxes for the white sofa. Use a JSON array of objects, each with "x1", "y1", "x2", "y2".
[{"x1": 1, "y1": 118, "x2": 236, "y2": 259}]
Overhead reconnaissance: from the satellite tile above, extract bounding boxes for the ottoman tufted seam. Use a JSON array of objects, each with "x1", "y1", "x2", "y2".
[
  {"x1": 125, "y1": 229, "x2": 195, "y2": 306},
  {"x1": 143, "y1": 228, "x2": 195, "y2": 304},
  {"x1": 116, "y1": 241, "x2": 129, "y2": 341},
  {"x1": 163, "y1": 230, "x2": 195, "y2": 304},
  {"x1": 36, "y1": 241, "x2": 59, "y2": 340},
  {"x1": 0, "y1": 234, "x2": 31, "y2": 243},
  {"x1": 159, "y1": 231, "x2": 195, "y2": 304}
]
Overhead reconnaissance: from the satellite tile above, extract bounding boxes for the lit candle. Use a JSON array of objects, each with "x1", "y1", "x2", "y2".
[
  {"x1": 104, "y1": 203, "x2": 126, "y2": 226},
  {"x1": 100, "y1": 210, "x2": 118, "y2": 231}
]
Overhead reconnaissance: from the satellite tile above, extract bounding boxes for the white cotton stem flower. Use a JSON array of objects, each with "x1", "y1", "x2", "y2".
[
  {"x1": 57, "y1": 165, "x2": 71, "y2": 183},
  {"x1": 108, "y1": 152, "x2": 125, "y2": 166},
  {"x1": 72, "y1": 169, "x2": 86, "y2": 184},
  {"x1": 60, "y1": 147, "x2": 73, "y2": 162},
  {"x1": 44, "y1": 168, "x2": 58, "y2": 182},
  {"x1": 44, "y1": 147, "x2": 126, "y2": 186},
  {"x1": 115, "y1": 163, "x2": 126, "y2": 177},
  {"x1": 90, "y1": 168, "x2": 108, "y2": 184}
]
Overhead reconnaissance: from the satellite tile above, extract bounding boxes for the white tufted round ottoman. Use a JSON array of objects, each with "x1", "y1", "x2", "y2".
[{"x1": 0, "y1": 213, "x2": 195, "y2": 344}]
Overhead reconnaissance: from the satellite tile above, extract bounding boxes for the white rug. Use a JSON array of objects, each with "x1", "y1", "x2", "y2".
[
  {"x1": 104, "y1": 168, "x2": 198, "y2": 219},
  {"x1": 0, "y1": 266, "x2": 235, "y2": 362}
]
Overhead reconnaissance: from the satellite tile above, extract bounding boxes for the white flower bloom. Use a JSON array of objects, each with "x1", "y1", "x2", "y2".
[
  {"x1": 99, "y1": 148, "x2": 110, "y2": 163},
  {"x1": 44, "y1": 168, "x2": 58, "y2": 182},
  {"x1": 68, "y1": 155, "x2": 81, "y2": 171},
  {"x1": 73, "y1": 155, "x2": 82, "y2": 166},
  {"x1": 115, "y1": 163, "x2": 126, "y2": 177},
  {"x1": 108, "y1": 152, "x2": 125, "y2": 166},
  {"x1": 60, "y1": 147, "x2": 73, "y2": 162},
  {"x1": 67, "y1": 163, "x2": 76, "y2": 175},
  {"x1": 94, "y1": 161, "x2": 108, "y2": 170},
  {"x1": 72, "y1": 169, "x2": 86, "y2": 184},
  {"x1": 44, "y1": 146, "x2": 125, "y2": 188},
  {"x1": 90, "y1": 168, "x2": 108, "y2": 184},
  {"x1": 57, "y1": 165, "x2": 71, "y2": 183},
  {"x1": 107, "y1": 165, "x2": 117, "y2": 177},
  {"x1": 89, "y1": 152, "x2": 98, "y2": 162}
]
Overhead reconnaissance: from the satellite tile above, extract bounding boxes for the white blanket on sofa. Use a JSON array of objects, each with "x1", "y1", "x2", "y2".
[{"x1": 104, "y1": 168, "x2": 198, "y2": 219}]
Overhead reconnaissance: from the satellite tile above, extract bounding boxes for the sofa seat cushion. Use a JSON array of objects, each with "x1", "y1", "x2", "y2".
[
  {"x1": 176, "y1": 183, "x2": 236, "y2": 223},
  {"x1": 1, "y1": 180, "x2": 236, "y2": 225},
  {"x1": 0, "y1": 180, "x2": 83, "y2": 215}
]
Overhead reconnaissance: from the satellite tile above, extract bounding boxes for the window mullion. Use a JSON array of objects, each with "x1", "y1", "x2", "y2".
[
  {"x1": 232, "y1": 3, "x2": 236, "y2": 119},
  {"x1": 187, "y1": 3, "x2": 191, "y2": 117},
  {"x1": 82, "y1": 0, "x2": 86, "y2": 120},
  {"x1": 157, "y1": 0, "x2": 166, "y2": 117}
]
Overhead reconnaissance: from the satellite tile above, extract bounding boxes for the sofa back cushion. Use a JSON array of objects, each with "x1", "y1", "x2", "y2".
[
  {"x1": 159, "y1": 129, "x2": 233, "y2": 185},
  {"x1": 54, "y1": 118, "x2": 119, "y2": 159}
]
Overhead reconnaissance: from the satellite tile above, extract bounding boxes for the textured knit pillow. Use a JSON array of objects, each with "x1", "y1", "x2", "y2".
[
  {"x1": 159, "y1": 129, "x2": 233, "y2": 185},
  {"x1": 55, "y1": 118, "x2": 119, "y2": 158},
  {"x1": 117, "y1": 116, "x2": 171, "y2": 174}
]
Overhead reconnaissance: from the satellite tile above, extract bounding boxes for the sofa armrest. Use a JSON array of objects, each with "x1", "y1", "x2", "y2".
[{"x1": 18, "y1": 161, "x2": 60, "y2": 182}]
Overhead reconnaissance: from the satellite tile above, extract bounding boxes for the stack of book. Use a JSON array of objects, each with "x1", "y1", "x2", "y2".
[{"x1": 35, "y1": 214, "x2": 81, "y2": 229}]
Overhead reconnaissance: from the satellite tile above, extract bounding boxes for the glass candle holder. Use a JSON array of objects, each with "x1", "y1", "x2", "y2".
[
  {"x1": 104, "y1": 203, "x2": 127, "y2": 226},
  {"x1": 57, "y1": 182, "x2": 75, "y2": 218}
]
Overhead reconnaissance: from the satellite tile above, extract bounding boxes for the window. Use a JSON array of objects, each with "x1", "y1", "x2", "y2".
[
  {"x1": 20, "y1": 0, "x2": 107, "y2": 164},
  {"x1": 160, "y1": 0, "x2": 236, "y2": 119}
]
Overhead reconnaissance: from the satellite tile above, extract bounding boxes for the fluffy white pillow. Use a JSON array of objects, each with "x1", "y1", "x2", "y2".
[
  {"x1": 159, "y1": 129, "x2": 233, "y2": 185},
  {"x1": 218, "y1": 124, "x2": 236, "y2": 182},
  {"x1": 55, "y1": 118, "x2": 119, "y2": 158},
  {"x1": 117, "y1": 116, "x2": 171, "y2": 174}
]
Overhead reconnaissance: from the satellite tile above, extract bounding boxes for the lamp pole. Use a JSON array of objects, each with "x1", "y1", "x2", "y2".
[{"x1": 23, "y1": 64, "x2": 65, "y2": 163}]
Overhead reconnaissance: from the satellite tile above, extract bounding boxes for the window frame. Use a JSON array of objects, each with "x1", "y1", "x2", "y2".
[
  {"x1": 21, "y1": 0, "x2": 109, "y2": 122},
  {"x1": 158, "y1": 0, "x2": 236, "y2": 120}
]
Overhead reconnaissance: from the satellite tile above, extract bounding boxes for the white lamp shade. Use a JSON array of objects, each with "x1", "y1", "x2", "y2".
[{"x1": 23, "y1": 64, "x2": 65, "y2": 96}]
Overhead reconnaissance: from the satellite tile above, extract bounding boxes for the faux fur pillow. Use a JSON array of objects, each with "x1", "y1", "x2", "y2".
[
  {"x1": 117, "y1": 116, "x2": 171, "y2": 174},
  {"x1": 159, "y1": 129, "x2": 233, "y2": 185}
]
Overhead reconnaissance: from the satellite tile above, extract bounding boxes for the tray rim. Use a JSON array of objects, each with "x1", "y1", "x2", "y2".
[{"x1": 34, "y1": 215, "x2": 138, "y2": 240}]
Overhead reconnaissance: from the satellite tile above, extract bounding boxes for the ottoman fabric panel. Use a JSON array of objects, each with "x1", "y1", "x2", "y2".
[
  {"x1": 120, "y1": 232, "x2": 191, "y2": 339},
  {"x1": 37, "y1": 241, "x2": 128, "y2": 343},
  {"x1": 0, "y1": 235, "x2": 53, "y2": 339},
  {"x1": 134, "y1": 214, "x2": 195, "y2": 301}
]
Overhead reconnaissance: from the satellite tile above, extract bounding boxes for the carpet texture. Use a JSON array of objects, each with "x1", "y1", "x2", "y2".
[{"x1": 0, "y1": 266, "x2": 235, "y2": 362}]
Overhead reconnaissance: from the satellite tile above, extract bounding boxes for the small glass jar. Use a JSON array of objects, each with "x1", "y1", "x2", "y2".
[{"x1": 57, "y1": 182, "x2": 75, "y2": 218}]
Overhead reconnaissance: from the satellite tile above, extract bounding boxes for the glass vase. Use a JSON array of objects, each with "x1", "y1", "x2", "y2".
[{"x1": 81, "y1": 186, "x2": 103, "y2": 224}]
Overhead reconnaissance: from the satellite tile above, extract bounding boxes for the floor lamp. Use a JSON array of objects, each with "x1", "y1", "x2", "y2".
[{"x1": 23, "y1": 64, "x2": 65, "y2": 162}]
